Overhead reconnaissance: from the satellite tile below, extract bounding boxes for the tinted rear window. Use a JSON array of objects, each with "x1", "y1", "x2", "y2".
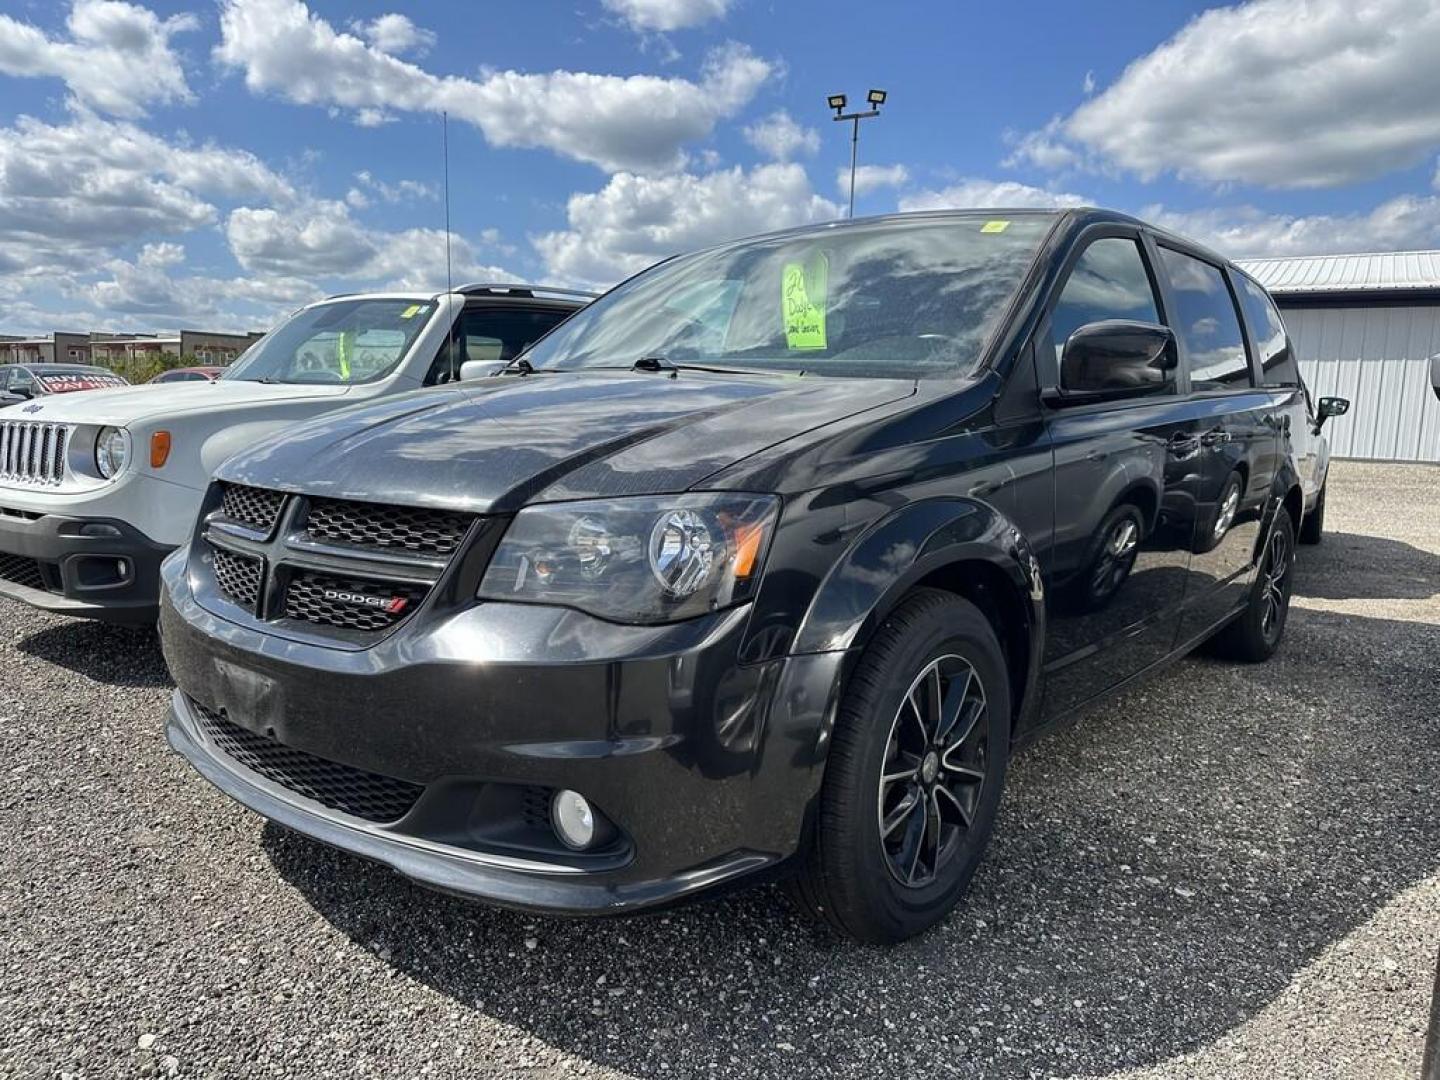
[{"x1": 1157, "y1": 248, "x2": 1252, "y2": 390}]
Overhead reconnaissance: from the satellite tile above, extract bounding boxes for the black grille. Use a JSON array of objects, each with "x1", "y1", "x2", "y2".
[
  {"x1": 189, "y1": 699, "x2": 423, "y2": 823},
  {"x1": 221, "y1": 483, "x2": 286, "y2": 533},
  {"x1": 0, "y1": 553, "x2": 45, "y2": 591},
  {"x1": 305, "y1": 498, "x2": 473, "y2": 556},
  {"x1": 213, "y1": 548, "x2": 263, "y2": 611},
  {"x1": 284, "y1": 572, "x2": 428, "y2": 632}
]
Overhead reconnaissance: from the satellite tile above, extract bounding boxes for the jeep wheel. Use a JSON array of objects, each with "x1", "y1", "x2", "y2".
[{"x1": 787, "y1": 589, "x2": 1010, "y2": 944}]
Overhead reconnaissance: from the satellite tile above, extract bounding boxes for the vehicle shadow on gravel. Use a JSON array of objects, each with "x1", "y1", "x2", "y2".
[
  {"x1": 265, "y1": 599, "x2": 1440, "y2": 1079},
  {"x1": 1290, "y1": 531, "x2": 1439, "y2": 602},
  {"x1": 15, "y1": 620, "x2": 171, "y2": 688}
]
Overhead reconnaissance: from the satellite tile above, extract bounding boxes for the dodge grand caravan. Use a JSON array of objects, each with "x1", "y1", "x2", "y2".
[{"x1": 159, "y1": 209, "x2": 1349, "y2": 943}]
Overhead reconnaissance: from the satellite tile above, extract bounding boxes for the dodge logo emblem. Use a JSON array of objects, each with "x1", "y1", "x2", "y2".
[{"x1": 322, "y1": 588, "x2": 408, "y2": 614}]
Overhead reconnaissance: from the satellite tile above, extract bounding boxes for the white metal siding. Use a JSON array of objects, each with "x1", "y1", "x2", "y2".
[{"x1": 1281, "y1": 304, "x2": 1440, "y2": 463}]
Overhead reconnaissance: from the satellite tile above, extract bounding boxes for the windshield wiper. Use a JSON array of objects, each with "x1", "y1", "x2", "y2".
[{"x1": 631, "y1": 356, "x2": 784, "y2": 377}]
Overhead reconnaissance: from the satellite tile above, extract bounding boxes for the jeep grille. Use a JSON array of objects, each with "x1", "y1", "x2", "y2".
[{"x1": 0, "y1": 422, "x2": 70, "y2": 486}]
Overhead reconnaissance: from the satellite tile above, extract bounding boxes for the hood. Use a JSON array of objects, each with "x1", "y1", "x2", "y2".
[
  {"x1": 0, "y1": 380, "x2": 352, "y2": 427},
  {"x1": 219, "y1": 372, "x2": 916, "y2": 511}
]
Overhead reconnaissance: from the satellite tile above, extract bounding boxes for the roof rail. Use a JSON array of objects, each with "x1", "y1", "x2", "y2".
[{"x1": 452, "y1": 282, "x2": 599, "y2": 300}]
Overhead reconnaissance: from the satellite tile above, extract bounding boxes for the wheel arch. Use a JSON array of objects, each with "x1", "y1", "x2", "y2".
[{"x1": 792, "y1": 497, "x2": 1045, "y2": 738}]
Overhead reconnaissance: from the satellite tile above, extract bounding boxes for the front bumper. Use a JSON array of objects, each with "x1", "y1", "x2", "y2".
[
  {"x1": 160, "y1": 557, "x2": 847, "y2": 914},
  {"x1": 0, "y1": 509, "x2": 172, "y2": 623}
]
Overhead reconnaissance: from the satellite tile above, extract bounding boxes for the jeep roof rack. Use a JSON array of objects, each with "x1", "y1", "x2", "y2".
[{"x1": 452, "y1": 283, "x2": 598, "y2": 301}]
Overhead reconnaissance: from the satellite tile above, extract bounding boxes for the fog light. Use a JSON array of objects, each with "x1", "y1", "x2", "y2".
[
  {"x1": 551, "y1": 789, "x2": 596, "y2": 850},
  {"x1": 78, "y1": 523, "x2": 121, "y2": 538}
]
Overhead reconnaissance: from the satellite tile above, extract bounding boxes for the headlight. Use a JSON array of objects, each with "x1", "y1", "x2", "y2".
[
  {"x1": 95, "y1": 427, "x2": 130, "y2": 479},
  {"x1": 478, "y1": 494, "x2": 778, "y2": 624}
]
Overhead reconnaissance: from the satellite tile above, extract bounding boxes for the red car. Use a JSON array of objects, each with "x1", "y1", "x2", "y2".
[{"x1": 148, "y1": 366, "x2": 226, "y2": 384}]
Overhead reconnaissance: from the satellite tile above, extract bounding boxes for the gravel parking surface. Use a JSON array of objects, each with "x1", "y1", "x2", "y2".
[{"x1": 1, "y1": 460, "x2": 1436, "y2": 1079}]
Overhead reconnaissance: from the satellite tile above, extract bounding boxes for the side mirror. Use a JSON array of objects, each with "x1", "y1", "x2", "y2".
[
  {"x1": 1313, "y1": 395, "x2": 1350, "y2": 432},
  {"x1": 1430, "y1": 354, "x2": 1440, "y2": 403},
  {"x1": 8, "y1": 384, "x2": 32, "y2": 400},
  {"x1": 458, "y1": 359, "x2": 502, "y2": 382},
  {"x1": 1050, "y1": 320, "x2": 1176, "y2": 402}
]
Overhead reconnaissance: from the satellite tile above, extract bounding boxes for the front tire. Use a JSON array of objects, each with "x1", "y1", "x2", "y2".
[
  {"x1": 787, "y1": 589, "x2": 1010, "y2": 944},
  {"x1": 1209, "y1": 506, "x2": 1295, "y2": 662}
]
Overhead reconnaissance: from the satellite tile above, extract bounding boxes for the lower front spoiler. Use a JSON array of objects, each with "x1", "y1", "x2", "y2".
[
  {"x1": 0, "y1": 510, "x2": 171, "y2": 624},
  {"x1": 165, "y1": 690, "x2": 780, "y2": 915}
]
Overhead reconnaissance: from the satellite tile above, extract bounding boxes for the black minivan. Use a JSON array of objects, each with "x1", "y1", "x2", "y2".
[{"x1": 159, "y1": 209, "x2": 1350, "y2": 943}]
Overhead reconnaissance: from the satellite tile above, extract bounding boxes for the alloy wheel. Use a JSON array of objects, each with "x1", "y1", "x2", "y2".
[
  {"x1": 1213, "y1": 483, "x2": 1240, "y2": 539},
  {"x1": 1091, "y1": 516, "x2": 1139, "y2": 598},
  {"x1": 1260, "y1": 525, "x2": 1291, "y2": 641},
  {"x1": 877, "y1": 654, "x2": 989, "y2": 889}
]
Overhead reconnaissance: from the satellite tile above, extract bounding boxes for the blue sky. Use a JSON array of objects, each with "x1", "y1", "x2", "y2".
[{"x1": 2, "y1": 0, "x2": 1439, "y2": 334}]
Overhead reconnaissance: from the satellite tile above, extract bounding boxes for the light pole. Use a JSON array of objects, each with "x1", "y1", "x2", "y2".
[{"x1": 828, "y1": 89, "x2": 887, "y2": 219}]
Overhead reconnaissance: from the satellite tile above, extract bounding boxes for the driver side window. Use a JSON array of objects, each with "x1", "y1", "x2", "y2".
[{"x1": 1052, "y1": 238, "x2": 1163, "y2": 378}]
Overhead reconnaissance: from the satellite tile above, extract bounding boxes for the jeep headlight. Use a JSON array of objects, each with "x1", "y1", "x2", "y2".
[
  {"x1": 95, "y1": 427, "x2": 130, "y2": 479},
  {"x1": 478, "y1": 494, "x2": 778, "y2": 624}
]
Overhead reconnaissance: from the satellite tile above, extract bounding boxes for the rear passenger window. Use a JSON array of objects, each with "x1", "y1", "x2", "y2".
[
  {"x1": 1157, "y1": 248, "x2": 1252, "y2": 390},
  {"x1": 1236, "y1": 275, "x2": 1300, "y2": 386},
  {"x1": 1050, "y1": 237, "x2": 1161, "y2": 363}
]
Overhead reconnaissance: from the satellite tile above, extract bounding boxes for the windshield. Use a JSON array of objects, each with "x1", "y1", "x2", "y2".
[
  {"x1": 522, "y1": 214, "x2": 1056, "y2": 379},
  {"x1": 223, "y1": 298, "x2": 437, "y2": 385}
]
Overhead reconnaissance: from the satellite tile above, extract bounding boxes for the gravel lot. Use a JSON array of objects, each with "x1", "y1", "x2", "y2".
[{"x1": 1, "y1": 460, "x2": 1437, "y2": 1080}]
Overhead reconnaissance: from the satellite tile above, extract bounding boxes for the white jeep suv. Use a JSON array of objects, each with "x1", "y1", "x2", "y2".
[{"x1": 0, "y1": 285, "x2": 587, "y2": 622}]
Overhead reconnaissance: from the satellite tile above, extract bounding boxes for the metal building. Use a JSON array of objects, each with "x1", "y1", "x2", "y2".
[{"x1": 1239, "y1": 250, "x2": 1440, "y2": 463}]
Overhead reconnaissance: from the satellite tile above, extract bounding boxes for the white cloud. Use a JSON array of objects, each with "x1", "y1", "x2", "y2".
[
  {"x1": 352, "y1": 107, "x2": 395, "y2": 128},
  {"x1": 1002, "y1": 118, "x2": 1081, "y2": 173},
  {"x1": 1019, "y1": 0, "x2": 1440, "y2": 189},
  {"x1": 0, "y1": 110, "x2": 294, "y2": 273},
  {"x1": 602, "y1": 0, "x2": 733, "y2": 32},
  {"x1": 225, "y1": 199, "x2": 511, "y2": 291},
  {"x1": 352, "y1": 171, "x2": 437, "y2": 203},
  {"x1": 0, "y1": 0, "x2": 198, "y2": 118},
  {"x1": 1082, "y1": 70, "x2": 1095, "y2": 95},
  {"x1": 1142, "y1": 194, "x2": 1440, "y2": 260},
  {"x1": 840, "y1": 164, "x2": 910, "y2": 198},
  {"x1": 899, "y1": 178, "x2": 1090, "y2": 213},
  {"x1": 743, "y1": 111, "x2": 820, "y2": 161},
  {"x1": 352, "y1": 12, "x2": 435, "y2": 56},
  {"x1": 215, "y1": 0, "x2": 772, "y2": 173},
  {"x1": 535, "y1": 163, "x2": 841, "y2": 288},
  {"x1": 85, "y1": 243, "x2": 325, "y2": 320}
]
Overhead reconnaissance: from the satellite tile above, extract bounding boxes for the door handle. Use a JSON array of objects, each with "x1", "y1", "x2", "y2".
[
  {"x1": 1167, "y1": 432, "x2": 1199, "y2": 455},
  {"x1": 1200, "y1": 427, "x2": 1232, "y2": 446}
]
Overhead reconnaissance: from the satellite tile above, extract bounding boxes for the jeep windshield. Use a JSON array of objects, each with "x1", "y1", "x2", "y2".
[
  {"x1": 223, "y1": 298, "x2": 437, "y2": 385},
  {"x1": 520, "y1": 212, "x2": 1057, "y2": 380}
]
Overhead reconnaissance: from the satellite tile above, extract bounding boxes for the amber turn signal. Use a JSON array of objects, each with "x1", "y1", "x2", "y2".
[{"x1": 150, "y1": 431, "x2": 172, "y2": 468}]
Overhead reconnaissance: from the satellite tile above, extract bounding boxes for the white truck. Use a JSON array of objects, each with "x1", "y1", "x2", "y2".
[{"x1": 0, "y1": 285, "x2": 588, "y2": 622}]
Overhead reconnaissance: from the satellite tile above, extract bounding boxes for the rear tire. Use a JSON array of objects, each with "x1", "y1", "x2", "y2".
[
  {"x1": 1299, "y1": 484, "x2": 1326, "y2": 544},
  {"x1": 1209, "y1": 506, "x2": 1295, "y2": 662},
  {"x1": 786, "y1": 589, "x2": 1010, "y2": 944}
]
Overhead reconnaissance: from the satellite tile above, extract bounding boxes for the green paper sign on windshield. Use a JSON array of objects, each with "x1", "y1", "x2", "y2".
[{"x1": 782, "y1": 254, "x2": 828, "y2": 350}]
